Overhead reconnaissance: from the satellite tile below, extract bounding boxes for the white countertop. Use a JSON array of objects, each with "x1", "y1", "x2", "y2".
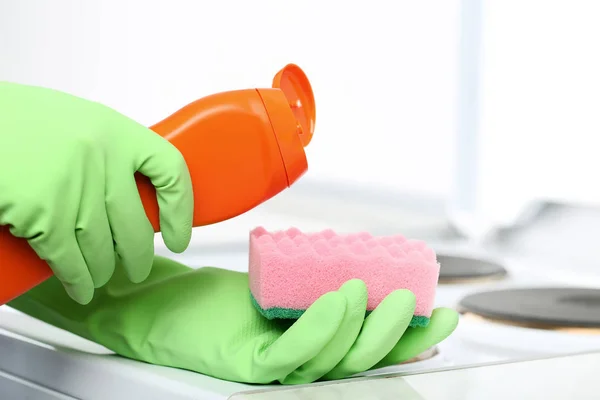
[{"x1": 233, "y1": 351, "x2": 600, "y2": 399}]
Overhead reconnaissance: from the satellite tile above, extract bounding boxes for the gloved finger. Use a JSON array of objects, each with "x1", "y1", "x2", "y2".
[
  {"x1": 29, "y1": 232, "x2": 95, "y2": 305},
  {"x1": 105, "y1": 170, "x2": 155, "y2": 284},
  {"x1": 372, "y1": 307, "x2": 459, "y2": 370},
  {"x1": 75, "y1": 169, "x2": 116, "y2": 288},
  {"x1": 130, "y1": 124, "x2": 193, "y2": 254},
  {"x1": 323, "y1": 289, "x2": 416, "y2": 380},
  {"x1": 253, "y1": 291, "x2": 346, "y2": 384},
  {"x1": 281, "y1": 279, "x2": 368, "y2": 385}
]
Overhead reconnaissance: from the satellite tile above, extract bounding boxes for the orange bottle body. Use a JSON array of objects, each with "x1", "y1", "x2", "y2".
[
  {"x1": 0, "y1": 65, "x2": 315, "y2": 304},
  {"x1": 137, "y1": 88, "x2": 304, "y2": 230}
]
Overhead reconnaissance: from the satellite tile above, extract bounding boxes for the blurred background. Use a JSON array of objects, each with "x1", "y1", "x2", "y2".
[
  {"x1": 3, "y1": 3, "x2": 600, "y2": 397},
  {"x1": 1, "y1": 0, "x2": 599, "y2": 241}
]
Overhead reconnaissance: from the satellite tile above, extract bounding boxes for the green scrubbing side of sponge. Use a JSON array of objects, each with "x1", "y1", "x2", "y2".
[{"x1": 250, "y1": 292, "x2": 430, "y2": 328}]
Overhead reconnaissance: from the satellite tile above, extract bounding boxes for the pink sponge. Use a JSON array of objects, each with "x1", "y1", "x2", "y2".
[{"x1": 249, "y1": 227, "x2": 440, "y2": 328}]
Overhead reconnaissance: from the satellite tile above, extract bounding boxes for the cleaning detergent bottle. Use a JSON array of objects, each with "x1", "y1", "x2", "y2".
[{"x1": 0, "y1": 64, "x2": 316, "y2": 304}]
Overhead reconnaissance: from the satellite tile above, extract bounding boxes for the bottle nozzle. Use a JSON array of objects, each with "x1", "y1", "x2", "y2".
[{"x1": 272, "y1": 64, "x2": 316, "y2": 147}]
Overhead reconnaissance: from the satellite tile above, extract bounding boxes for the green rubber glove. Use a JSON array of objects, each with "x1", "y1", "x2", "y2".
[
  {"x1": 0, "y1": 81, "x2": 193, "y2": 304},
  {"x1": 8, "y1": 256, "x2": 458, "y2": 384}
]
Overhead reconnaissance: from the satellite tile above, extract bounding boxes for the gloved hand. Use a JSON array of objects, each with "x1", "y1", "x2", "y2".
[
  {"x1": 0, "y1": 81, "x2": 193, "y2": 304},
  {"x1": 8, "y1": 256, "x2": 459, "y2": 384}
]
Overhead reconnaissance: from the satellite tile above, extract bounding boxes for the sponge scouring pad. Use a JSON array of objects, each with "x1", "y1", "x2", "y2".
[{"x1": 249, "y1": 227, "x2": 440, "y2": 328}]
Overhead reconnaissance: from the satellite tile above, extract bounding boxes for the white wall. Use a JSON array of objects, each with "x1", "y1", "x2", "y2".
[
  {"x1": 4, "y1": 0, "x2": 599, "y2": 230},
  {"x1": 0, "y1": 0, "x2": 461, "y2": 200},
  {"x1": 477, "y1": 0, "x2": 600, "y2": 223}
]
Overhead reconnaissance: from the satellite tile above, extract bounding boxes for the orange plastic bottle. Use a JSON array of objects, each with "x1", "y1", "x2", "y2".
[{"x1": 0, "y1": 64, "x2": 316, "y2": 304}]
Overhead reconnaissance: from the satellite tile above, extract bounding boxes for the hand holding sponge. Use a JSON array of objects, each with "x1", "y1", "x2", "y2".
[{"x1": 9, "y1": 252, "x2": 457, "y2": 384}]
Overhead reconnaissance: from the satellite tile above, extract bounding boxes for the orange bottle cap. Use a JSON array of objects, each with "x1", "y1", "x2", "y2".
[{"x1": 272, "y1": 64, "x2": 316, "y2": 147}]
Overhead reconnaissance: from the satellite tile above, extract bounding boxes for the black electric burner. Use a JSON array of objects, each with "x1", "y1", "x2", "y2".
[
  {"x1": 458, "y1": 287, "x2": 600, "y2": 330},
  {"x1": 437, "y1": 254, "x2": 508, "y2": 284}
]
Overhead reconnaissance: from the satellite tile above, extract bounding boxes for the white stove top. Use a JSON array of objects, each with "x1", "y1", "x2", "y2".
[{"x1": 1, "y1": 193, "x2": 599, "y2": 399}]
